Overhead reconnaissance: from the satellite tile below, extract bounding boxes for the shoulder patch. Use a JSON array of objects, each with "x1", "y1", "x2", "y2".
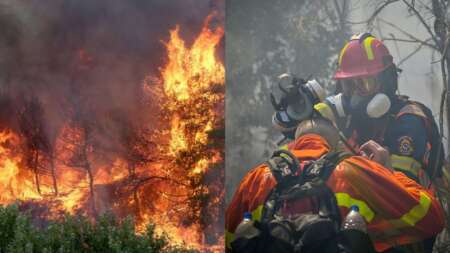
[{"x1": 398, "y1": 136, "x2": 415, "y2": 156}]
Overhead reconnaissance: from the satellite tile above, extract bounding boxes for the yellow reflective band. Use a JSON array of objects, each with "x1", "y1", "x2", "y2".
[
  {"x1": 399, "y1": 191, "x2": 431, "y2": 226},
  {"x1": 389, "y1": 191, "x2": 432, "y2": 228},
  {"x1": 390, "y1": 154, "x2": 422, "y2": 177},
  {"x1": 338, "y1": 42, "x2": 350, "y2": 66},
  {"x1": 363, "y1": 37, "x2": 375, "y2": 60},
  {"x1": 335, "y1": 192, "x2": 375, "y2": 222},
  {"x1": 279, "y1": 144, "x2": 288, "y2": 150},
  {"x1": 314, "y1": 103, "x2": 336, "y2": 123},
  {"x1": 225, "y1": 229, "x2": 235, "y2": 249},
  {"x1": 252, "y1": 204, "x2": 264, "y2": 222}
]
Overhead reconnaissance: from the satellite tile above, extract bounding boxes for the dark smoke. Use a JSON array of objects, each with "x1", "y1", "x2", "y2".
[{"x1": 0, "y1": 0, "x2": 221, "y2": 139}]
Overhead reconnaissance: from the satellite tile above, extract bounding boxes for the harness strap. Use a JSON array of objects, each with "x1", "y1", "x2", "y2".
[{"x1": 262, "y1": 150, "x2": 352, "y2": 225}]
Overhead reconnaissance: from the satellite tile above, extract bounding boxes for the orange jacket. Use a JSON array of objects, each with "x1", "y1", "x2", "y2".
[{"x1": 225, "y1": 134, "x2": 445, "y2": 252}]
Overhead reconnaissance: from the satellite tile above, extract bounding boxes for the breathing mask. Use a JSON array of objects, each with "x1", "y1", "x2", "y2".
[
  {"x1": 328, "y1": 77, "x2": 391, "y2": 119},
  {"x1": 271, "y1": 74, "x2": 326, "y2": 137}
]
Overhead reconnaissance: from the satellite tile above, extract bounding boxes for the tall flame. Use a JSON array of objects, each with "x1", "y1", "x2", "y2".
[
  {"x1": 162, "y1": 17, "x2": 224, "y2": 101},
  {"x1": 0, "y1": 131, "x2": 41, "y2": 203},
  {"x1": 150, "y1": 13, "x2": 224, "y2": 251}
]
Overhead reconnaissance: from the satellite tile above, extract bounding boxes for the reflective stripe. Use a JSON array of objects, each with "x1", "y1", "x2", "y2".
[
  {"x1": 391, "y1": 154, "x2": 422, "y2": 177},
  {"x1": 398, "y1": 191, "x2": 431, "y2": 227},
  {"x1": 363, "y1": 37, "x2": 375, "y2": 60},
  {"x1": 388, "y1": 191, "x2": 432, "y2": 231},
  {"x1": 335, "y1": 192, "x2": 375, "y2": 222},
  {"x1": 225, "y1": 230, "x2": 235, "y2": 249},
  {"x1": 279, "y1": 145, "x2": 288, "y2": 150},
  {"x1": 332, "y1": 93, "x2": 346, "y2": 118},
  {"x1": 338, "y1": 42, "x2": 350, "y2": 66},
  {"x1": 252, "y1": 204, "x2": 264, "y2": 222},
  {"x1": 314, "y1": 103, "x2": 336, "y2": 123}
]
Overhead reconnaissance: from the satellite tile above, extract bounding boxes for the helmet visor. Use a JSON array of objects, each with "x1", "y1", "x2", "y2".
[{"x1": 341, "y1": 77, "x2": 380, "y2": 96}]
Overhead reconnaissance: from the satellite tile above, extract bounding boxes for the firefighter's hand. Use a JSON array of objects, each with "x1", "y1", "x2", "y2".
[{"x1": 360, "y1": 140, "x2": 392, "y2": 170}]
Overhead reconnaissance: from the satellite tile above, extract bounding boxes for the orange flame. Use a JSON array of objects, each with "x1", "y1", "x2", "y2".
[
  {"x1": 0, "y1": 131, "x2": 41, "y2": 204},
  {"x1": 161, "y1": 16, "x2": 224, "y2": 101},
  {"x1": 147, "y1": 13, "x2": 224, "y2": 252}
]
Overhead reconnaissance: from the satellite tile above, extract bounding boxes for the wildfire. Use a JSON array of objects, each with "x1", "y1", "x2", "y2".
[
  {"x1": 0, "y1": 125, "x2": 130, "y2": 216},
  {"x1": 0, "y1": 131, "x2": 41, "y2": 204},
  {"x1": 147, "y1": 13, "x2": 224, "y2": 252},
  {"x1": 0, "y1": 12, "x2": 223, "y2": 253}
]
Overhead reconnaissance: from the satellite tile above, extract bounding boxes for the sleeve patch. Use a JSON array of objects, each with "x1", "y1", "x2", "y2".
[{"x1": 398, "y1": 136, "x2": 414, "y2": 156}]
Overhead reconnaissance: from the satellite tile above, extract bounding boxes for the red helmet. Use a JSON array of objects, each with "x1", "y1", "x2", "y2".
[{"x1": 334, "y1": 33, "x2": 394, "y2": 79}]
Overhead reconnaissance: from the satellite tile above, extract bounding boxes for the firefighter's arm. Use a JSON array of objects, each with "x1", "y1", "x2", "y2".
[
  {"x1": 313, "y1": 94, "x2": 349, "y2": 127},
  {"x1": 225, "y1": 164, "x2": 277, "y2": 249},
  {"x1": 314, "y1": 102, "x2": 338, "y2": 125},
  {"x1": 385, "y1": 114, "x2": 429, "y2": 181}
]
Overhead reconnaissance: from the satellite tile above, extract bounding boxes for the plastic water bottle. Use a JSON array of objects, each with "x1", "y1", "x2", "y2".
[
  {"x1": 342, "y1": 205, "x2": 367, "y2": 232},
  {"x1": 341, "y1": 205, "x2": 376, "y2": 252},
  {"x1": 234, "y1": 212, "x2": 260, "y2": 239}
]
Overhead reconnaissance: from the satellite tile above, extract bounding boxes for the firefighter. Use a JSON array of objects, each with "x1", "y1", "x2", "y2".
[
  {"x1": 310, "y1": 33, "x2": 447, "y2": 252},
  {"x1": 225, "y1": 118, "x2": 445, "y2": 252},
  {"x1": 317, "y1": 32, "x2": 445, "y2": 187}
]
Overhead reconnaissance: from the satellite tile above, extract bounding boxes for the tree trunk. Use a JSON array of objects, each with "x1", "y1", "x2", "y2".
[
  {"x1": 85, "y1": 159, "x2": 97, "y2": 218},
  {"x1": 446, "y1": 58, "x2": 450, "y2": 154},
  {"x1": 81, "y1": 135, "x2": 97, "y2": 218},
  {"x1": 33, "y1": 150, "x2": 41, "y2": 195},
  {"x1": 127, "y1": 161, "x2": 141, "y2": 218},
  {"x1": 50, "y1": 153, "x2": 58, "y2": 196}
]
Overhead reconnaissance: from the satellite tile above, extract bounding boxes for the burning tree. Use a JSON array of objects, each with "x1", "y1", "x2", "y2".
[
  {"x1": 0, "y1": 5, "x2": 224, "y2": 252},
  {"x1": 143, "y1": 14, "x2": 225, "y2": 248}
]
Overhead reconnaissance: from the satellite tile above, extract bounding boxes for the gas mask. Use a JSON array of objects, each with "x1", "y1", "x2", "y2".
[
  {"x1": 326, "y1": 92, "x2": 391, "y2": 119},
  {"x1": 324, "y1": 92, "x2": 391, "y2": 145},
  {"x1": 353, "y1": 93, "x2": 391, "y2": 118},
  {"x1": 270, "y1": 74, "x2": 326, "y2": 138},
  {"x1": 329, "y1": 77, "x2": 391, "y2": 119}
]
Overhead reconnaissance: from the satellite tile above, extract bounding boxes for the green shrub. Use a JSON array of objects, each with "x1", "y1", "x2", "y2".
[{"x1": 0, "y1": 205, "x2": 197, "y2": 253}]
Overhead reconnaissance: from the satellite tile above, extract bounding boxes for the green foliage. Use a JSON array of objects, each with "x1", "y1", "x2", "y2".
[{"x1": 0, "y1": 205, "x2": 197, "y2": 253}]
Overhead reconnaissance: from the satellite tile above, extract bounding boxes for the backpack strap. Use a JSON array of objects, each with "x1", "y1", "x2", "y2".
[
  {"x1": 302, "y1": 151, "x2": 352, "y2": 182},
  {"x1": 265, "y1": 149, "x2": 300, "y2": 182},
  {"x1": 262, "y1": 150, "x2": 352, "y2": 225}
]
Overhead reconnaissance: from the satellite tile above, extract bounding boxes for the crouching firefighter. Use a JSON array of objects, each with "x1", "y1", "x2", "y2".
[
  {"x1": 323, "y1": 33, "x2": 445, "y2": 188},
  {"x1": 225, "y1": 117, "x2": 445, "y2": 252}
]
